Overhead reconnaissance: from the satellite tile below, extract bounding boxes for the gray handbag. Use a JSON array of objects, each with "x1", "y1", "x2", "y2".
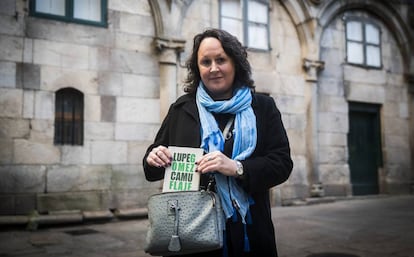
[{"x1": 144, "y1": 190, "x2": 224, "y2": 256}]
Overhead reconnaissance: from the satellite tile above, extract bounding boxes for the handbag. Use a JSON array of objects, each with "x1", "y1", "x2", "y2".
[{"x1": 144, "y1": 190, "x2": 224, "y2": 256}]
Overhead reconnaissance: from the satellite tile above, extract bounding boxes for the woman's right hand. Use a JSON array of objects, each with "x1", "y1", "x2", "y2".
[{"x1": 146, "y1": 145, "x2": 171, "y2": 168}]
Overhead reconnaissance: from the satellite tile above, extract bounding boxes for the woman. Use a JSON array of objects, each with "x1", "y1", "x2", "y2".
[{"x1": 143, "y1": 28, "x2": 293, "y2": 257}]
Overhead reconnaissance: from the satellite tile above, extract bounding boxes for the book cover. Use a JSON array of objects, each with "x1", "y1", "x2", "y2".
[{"x1": 162, "y1": 146, "x2": 204, "y2": 192}]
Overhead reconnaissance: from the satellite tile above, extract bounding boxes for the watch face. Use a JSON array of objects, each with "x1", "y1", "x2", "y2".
[
  {"x1": 237, "y1": 168, "x2": 243, "y2": 176},
  {"x1": 236, "y1": 161, "x2": 243, "y2": 176}
]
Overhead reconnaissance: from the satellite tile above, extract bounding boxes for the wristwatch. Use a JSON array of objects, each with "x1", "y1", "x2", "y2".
[{"x1": 235, "y1": 160, "x2": 244, "y2": 178}]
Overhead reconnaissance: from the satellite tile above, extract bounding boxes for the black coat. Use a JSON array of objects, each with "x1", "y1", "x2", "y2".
[{"x1": 143, "y1": 92, "x2": 293, "y2": 257}]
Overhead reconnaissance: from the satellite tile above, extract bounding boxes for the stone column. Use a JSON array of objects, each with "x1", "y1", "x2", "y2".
[
  {"x1": 303, "y1": 58, "x2": 325, "y2": 197},
  {"x1": 154, "y1": 37, "x2": 186, "y2": 119}
]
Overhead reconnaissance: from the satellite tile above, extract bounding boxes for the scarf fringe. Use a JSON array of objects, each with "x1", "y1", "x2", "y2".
[
  {"x1": 222, "y1": 230, "x2": 228, "y2": 257},
  {"x1": 229, "y1": 208, "x2": 253, "y2": 253},
  {"x1": 243, "y1": 223, "x2": 250, "y2": 252},
  {"x1": 246, "y1": 209, "x2": 252, "y2": 224},
  {"x1": 232, "y1": 208, "x2": 238, "y2": 222}
]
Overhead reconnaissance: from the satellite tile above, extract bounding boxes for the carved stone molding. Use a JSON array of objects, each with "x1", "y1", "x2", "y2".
[
  {"x1": 149, "y1": 0, "x2": 194, "y2": 38},
  {"x1": 303, "y1": 58, "x2": 325, "y2": 82},
  {"x1": 154, "y1": 37, "x2": 186, "y2": 52},
  {"x1": 154, "y1": 37, "x2": 186, "y2": 64}
]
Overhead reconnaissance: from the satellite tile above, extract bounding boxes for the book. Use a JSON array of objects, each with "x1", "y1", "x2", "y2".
[{"x1": 162, "y1": 146, "x2": 204, "y2": 192}]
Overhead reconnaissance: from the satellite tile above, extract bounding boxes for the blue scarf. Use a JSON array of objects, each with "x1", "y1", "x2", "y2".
[{"x1": 196, "y1": 82, "x2": 257, "y2": 224}]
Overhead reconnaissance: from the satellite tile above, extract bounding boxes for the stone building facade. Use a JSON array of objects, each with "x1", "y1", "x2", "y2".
[{"x1": 0, "y1": 0, "x2": 413, "y2": 219}]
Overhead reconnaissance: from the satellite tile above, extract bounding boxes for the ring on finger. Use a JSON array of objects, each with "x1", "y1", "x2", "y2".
[{"x1": 207, "y1": 157, "x2": 213, "y2": 161}]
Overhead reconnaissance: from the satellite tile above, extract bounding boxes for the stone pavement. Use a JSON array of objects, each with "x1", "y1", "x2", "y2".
[{"x1": 0, "y1": 195, "x2": 413, "y2": 257}]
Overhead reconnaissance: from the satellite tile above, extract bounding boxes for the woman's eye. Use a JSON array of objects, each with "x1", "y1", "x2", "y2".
[
  {"x1": 216, "y1": 57, "x2": 226, "y2": 64},
  {"x1": 200, "y1": 59, "x2": 211, "y2": 66}
]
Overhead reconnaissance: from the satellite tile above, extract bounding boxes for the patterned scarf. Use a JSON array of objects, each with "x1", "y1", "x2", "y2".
[{"x1": 196, "y1": 82, "x2": 257, "y2": 224}]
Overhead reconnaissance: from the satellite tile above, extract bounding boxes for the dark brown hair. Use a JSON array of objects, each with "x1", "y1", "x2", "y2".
[{"x1": 184, "y1": 28, "x2": 255, "y2": 93}]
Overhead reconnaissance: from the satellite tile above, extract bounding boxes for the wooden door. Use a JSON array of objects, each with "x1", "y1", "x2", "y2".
[{"x1": 348, "y1": 102, "x2": 382, "y2": 195}]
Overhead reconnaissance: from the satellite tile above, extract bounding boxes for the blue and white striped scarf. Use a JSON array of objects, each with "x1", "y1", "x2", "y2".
[{"x1": 196, "y1": 82, "x2": 257, "y2": 224}]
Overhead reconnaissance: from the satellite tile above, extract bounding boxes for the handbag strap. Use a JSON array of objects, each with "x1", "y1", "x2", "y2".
[
  {"x1": 206, "y1": 174, "x2": 215, "y2": 192},
  {"x1": 223, "y1": 116, "x2": 235, "y2": 140}
]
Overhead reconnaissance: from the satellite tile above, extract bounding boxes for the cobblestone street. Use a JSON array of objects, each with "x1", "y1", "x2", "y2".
[{"x1": 1, "y1": 195, "x2": 413, "y2": 257}]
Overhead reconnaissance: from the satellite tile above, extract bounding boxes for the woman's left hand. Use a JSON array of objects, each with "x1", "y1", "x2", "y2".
[{"x1": 196, "y1": 151, "x2": 238, "y2": 177}]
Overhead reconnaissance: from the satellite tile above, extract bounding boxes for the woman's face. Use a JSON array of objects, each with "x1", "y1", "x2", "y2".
[{"x1": 197, "y1": 37, "x2": 235, "y2": 100}]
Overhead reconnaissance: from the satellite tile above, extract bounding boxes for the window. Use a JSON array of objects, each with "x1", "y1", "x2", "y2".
[
  {"x1": 220, "y1": 0, "x2": 270, "y2": 50},
  {"x1": 54, "y1": 88, "x2": 84, "y2": 145},
  {"x1": 30, "y1": 0, "x2": 107, "y2": 27},
  {"x1": 345, "y1": 19, "x2": 381, "y2": 68}
]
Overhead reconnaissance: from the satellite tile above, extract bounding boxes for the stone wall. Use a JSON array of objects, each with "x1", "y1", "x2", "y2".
[
  {"x1": 0, "y1": 0, "x2": 161, "y2": 215},
  {"x1": 0, "y1": 0, "x2": 413, "y2": 216}
]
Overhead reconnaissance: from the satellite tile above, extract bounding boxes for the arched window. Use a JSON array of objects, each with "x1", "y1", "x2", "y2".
[{"x1": 54, "y1": 88, "x2": 84, "y2": 145}]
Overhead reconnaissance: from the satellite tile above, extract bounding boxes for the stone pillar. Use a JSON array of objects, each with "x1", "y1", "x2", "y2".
[
  {"x1": 154, "y1": 37, "x2": 186, "y2": 119},
  {"x1": 303, "y1": 58, "x2": 325, "y2": 197}
]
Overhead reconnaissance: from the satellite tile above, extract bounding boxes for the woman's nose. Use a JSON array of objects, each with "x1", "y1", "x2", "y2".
[{"x1": 210, "y1": 62, "x2": 219, "y2": 72}]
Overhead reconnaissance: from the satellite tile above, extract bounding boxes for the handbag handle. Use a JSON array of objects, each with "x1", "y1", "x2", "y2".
[{"x1": 168, "y1": 200, "x2": 181, "y2": 252}]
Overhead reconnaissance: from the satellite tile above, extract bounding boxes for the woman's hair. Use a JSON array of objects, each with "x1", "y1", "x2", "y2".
[{"x1": 183, "y1": 28, "x2": 255, "y2": 93}]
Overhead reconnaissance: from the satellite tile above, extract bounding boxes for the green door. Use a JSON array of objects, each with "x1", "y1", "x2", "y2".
[{"x1": 348, "y1": 102, "x2": 382, "y2": 195}]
